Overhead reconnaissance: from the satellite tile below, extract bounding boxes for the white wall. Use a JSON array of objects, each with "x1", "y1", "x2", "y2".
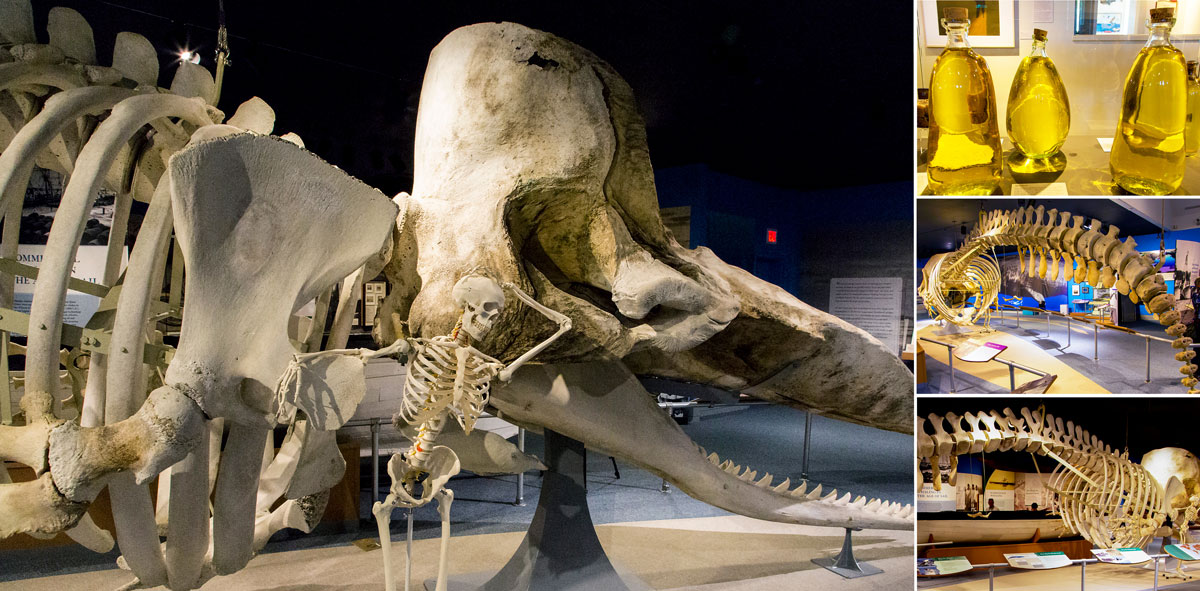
[{"x1": 918, "y1": 1, "x2": 1200, "y2": 136}]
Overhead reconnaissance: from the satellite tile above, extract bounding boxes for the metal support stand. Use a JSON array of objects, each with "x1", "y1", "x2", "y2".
[
  {"x1": 371, "y1": 421, "x2": 381, "y2": 504},
  {"x1": 406, "y1": 508, "x2": 414, "y2": 591},
  {"x1": 811, "y1": 527, "x2": 883, "y2": 579},
  {"x1": 947, "y1": 352, "x2": 957, "y2": 394},
  {"x1": 515, "y1": 428, "x2": 526, "y2": 506},
  {"x1": 989, "y1": 564, "x2": 995, "y2": 591},
  {"x1": 1066, "y1": 315, "x2": 1071, "y2": 348},
  {"x1": 610, "y1": 456, "x2": 621, "y2": 480},
  {"x1": 1155, "y1": 556, "x2": 1161, "y2": 591},
  {"x1": 434, "y1": 430, "x2": 647, "y2": 590},
  {"x1": 660, "y1": 479, "x2": 670, "y2": 493},
  {"x1": 1046, "y1": 311, "x2": 1051, "y2": 337},
  {"x1": 802, "y1": 411, "x2": 813, "y2": 480},
  {"x1": 1093, "y1": 322, "x2": 1099, "y2": 361},
  {"x1": 1008, "y1": 364, "x2": 1016, "y2": 392},
  {"x1": 1081, "y1": 559, "x2": 1086, "y2": 590},
  {"x1": 1145, "y1": 337, "x2": 1152, "y2": 383}
]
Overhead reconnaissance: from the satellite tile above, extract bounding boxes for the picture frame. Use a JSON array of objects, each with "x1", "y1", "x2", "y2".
[
  {"x1": 921, "y1": 0, "x2": 1016, "y2": 48},
  {"x1": 1082, "y1": 285, "x2": 1090, "y2": 295},
  {"x1": 1071, "y1": 284, "x2": 1081, "y2": 296}
]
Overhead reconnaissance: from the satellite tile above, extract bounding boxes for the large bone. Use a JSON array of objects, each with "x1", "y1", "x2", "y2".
[
  {"x1": 161, "y1": 134, "x2": 397, "y2": 572},
  {"x1": 493, "y1": 361, "x2": 912, "y2": 530},
  {"x1": 397, "y1": 22, "x2": 912, "y2": 434}
]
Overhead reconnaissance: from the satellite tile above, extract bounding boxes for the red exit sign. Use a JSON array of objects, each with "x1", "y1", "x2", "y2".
[{"x1": 766, "y1": 229, "x2": 777, "y2": 244}]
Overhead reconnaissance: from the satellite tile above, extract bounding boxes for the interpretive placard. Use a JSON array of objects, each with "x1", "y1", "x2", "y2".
[
  {"x1": 1166, "y1": 544, "x2": 1200, "y2": 561},
  {"x1": 1091, "y1": 548, "x2": 1151, "y2": 564},
  {"x1": 917, "y1": 556, "x2": 973, "y2": 576},
  {"x1": 1004, "y1": 551, "x2": 1072, "y2": 570},
  {"x1": 952, "y1": 339, "x2": 1006, "y2": 363},
  {"x1": 12, "y1": 244, "x2": 125, "y2": 328},
  {"x1": 829, "y1": 277, "x2": 902, "y2": 356}
]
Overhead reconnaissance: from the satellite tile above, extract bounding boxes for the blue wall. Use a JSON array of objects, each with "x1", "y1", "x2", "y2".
[{"x1": 655, "y1": 164, "x2": 913, "y2": 321}]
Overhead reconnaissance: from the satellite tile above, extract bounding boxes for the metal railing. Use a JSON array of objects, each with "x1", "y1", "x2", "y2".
[
  {"x1": 998, "y1": 304, "x2": 1172, "y2": 384},
  {"x1": 947, "y1": 553, "x2": 1171, "y2": 591},
  {"x1": 919, "y1": 336, "x2": 1052, "y2": 394}
]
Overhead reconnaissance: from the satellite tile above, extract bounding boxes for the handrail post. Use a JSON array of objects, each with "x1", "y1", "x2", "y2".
[
  {"x1": 1094, "y1": 322, "x2": 1099, "y2": 360},
  {"x1": 1009, "y1": 363, "x2": 1016, "y2": 392},
  {"x1": 371, "y1": 420, "x2": 381, "y2": 504},
  {"x1": 1146, "y1": 336, "x2": 1152, "y2": 384},
  {"x1": 515, "y1": 427, "x2": 526, "y2": 506},
  {"x1": 1066, "y1": 314, "x2": 1071, "y2": 348},
  {"x1": 802, "y1": 411, "x2": 813, "y2": 479},
  {"x1": 947, "y1": 348, "x2": 956, "y2": 394}
]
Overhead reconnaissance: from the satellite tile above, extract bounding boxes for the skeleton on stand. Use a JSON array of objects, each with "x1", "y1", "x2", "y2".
[{"x1": 369, "y1": 274, "x2": 570, "y2": 591}]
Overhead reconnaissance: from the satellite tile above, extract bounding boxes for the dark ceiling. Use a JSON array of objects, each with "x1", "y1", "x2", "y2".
[
  {"x1": 917, "y1": 199, "x2": 1168, "y2": 260},
  {"x1": 920, "y1": 397, "x2": 1200, "y2": 471},
  {"x1": 31, "y1": 0, "x2": 913, "y2": 195}
]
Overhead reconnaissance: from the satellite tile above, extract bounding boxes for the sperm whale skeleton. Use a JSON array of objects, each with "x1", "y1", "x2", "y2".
[{"x1": 0, "y1": 3, "x2": 914, "y2": 589}]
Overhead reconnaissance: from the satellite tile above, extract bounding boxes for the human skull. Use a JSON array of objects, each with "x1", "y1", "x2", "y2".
[{"x1": 452, "y1": 275, "x2": 505, "y2": 340}]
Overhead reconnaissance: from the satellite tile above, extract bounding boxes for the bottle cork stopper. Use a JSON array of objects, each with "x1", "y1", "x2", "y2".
[
  {"x1": 1150, "y1": 7, "x2": 1174, "y2": 22},
  {"x1": 943, "y1": 7, "x2": 969, "y2": 22},
  {"x1": 1033, "y1": 28, "x2": 1047, "y2": 41}
]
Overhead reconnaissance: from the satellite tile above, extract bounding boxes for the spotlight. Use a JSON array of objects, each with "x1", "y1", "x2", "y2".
[{"x1": 180, "y1": 50, "x2": 200, "y2": 64}]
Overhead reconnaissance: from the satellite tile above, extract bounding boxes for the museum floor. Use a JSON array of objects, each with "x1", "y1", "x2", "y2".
[
  {"x1": 917, "y1": 311, "x2": 1191, "y2": 394},
  {"x1": 0, "y1": 405, "x2": 914, "y2": 590}
]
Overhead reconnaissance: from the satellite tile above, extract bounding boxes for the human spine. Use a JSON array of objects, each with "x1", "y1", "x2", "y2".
[
  {"x1": 919, "y1": 205, "x2": 1196, "y2": 391},
  {"x1": 919, "y1": 406, "x2": 1166, "y2": 548},
  {"x1": 396, "y1": 329, "x2": 493, "y2": 471}
]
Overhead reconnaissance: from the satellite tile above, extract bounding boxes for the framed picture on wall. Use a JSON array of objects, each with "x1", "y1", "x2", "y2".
[
  {"x1": 921, "y1": 0, "x2": 1016, "y2": 48},
  {"x1": 1082, "y1": 285, "x2": 1090, "y2": 295},
  {"x1": 1072, "y1": 284, "x2": 1081, "y2": 296}
]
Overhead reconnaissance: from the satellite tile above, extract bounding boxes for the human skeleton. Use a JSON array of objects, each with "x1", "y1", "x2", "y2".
[{"x1": 371, "y1": 274, "x2": 570, "y2": 591}]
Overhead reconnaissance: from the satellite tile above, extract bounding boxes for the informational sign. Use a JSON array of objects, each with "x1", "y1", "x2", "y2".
[
  {"x1": 12, "y1": 244, "x2": 125, "y2": 328},
  {"x1": 1091, "y1": 548, "x2": 1151, "y2": 564},
  {"x1": 1166, "y1": 544, "x2": 1200, "y2": 561},
  {"x1": 1004, "y1": 552, "x2": 1072, "y2": 570},
  {"x1": 953, "y1": 339, "x2": 1006, "y2": 363},
  {"x1": 918, "y1": 556, "x2": 973, "y2": 576},
  {"x1": 1015, "y1": 472, "x2": 1050, "y2": 510},
  {"x1": 984, "y1": 470, "x2": 1015, "y2": 511},
  {"x1": 917, "y1": 481, "x2": 956, "y2": 513},
  {"x1": 829, "y1": 277, "x2": 902, "y2": 356}
]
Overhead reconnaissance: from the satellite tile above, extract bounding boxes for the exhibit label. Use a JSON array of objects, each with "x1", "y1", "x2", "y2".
[
  {"x1": 1004, "y1": 552, "x2": 1072, "y2": 570},
  {"x1": 917, "y1": 556, "x2": 973, "y2": 576},
  {"x1": 1166, "y1": 544, "x2": 1200, "y2": 561},
  {"x1": 829, "y1": 277, "x2": 902, "y2": 356},
  {"x1": 1091, "y1": 548, "x2": 1151, "y2": 564},
  {"x1": 12, "y1": 244, "x2": 125, "y2": 327}
]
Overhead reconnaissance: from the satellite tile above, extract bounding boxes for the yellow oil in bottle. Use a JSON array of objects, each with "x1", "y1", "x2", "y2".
[
  {"x1": 1006, "y1": 30, "x2": 1069, "y2": 171},
  {"x1": 1187, "y1": 60, "x2": 1200, "y2": 156},
  {"x1": 926, "y1": 9, "x2": 1002, "y2": 195},
  {"x1": 1110, "y1": 10, "x2": 1187, "y2": 195}
]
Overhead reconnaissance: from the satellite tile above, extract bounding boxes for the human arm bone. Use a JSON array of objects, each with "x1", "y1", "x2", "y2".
[{"x1": 497, "y1": 282, "x2": 572, "y2": 381}]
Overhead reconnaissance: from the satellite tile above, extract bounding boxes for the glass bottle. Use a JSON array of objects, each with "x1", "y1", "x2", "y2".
[
  {"x1": 1006, "y1": 28, "x2": 1070, "y2": 173},
  {"x1": 1187, "y1": 60, "x2": 1200, "y2": 156},
  {"x1": 1110, "y1": 7, "x2": 1188, "y2": 195},
  {"x1": 927, "y1": 7, "x2": 1002, "y2": 195}
]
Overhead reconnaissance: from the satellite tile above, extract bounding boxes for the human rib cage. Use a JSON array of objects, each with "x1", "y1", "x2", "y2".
[
  {"x1": 0, "y1": 3, "x2": 398, "y2": 589},
  {"x1": 918, "y1": 204, "x2": 1197, "y2": 392},
  {"x1": 918, "y1": 406, "x2": 1168, "y2": 549}
]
